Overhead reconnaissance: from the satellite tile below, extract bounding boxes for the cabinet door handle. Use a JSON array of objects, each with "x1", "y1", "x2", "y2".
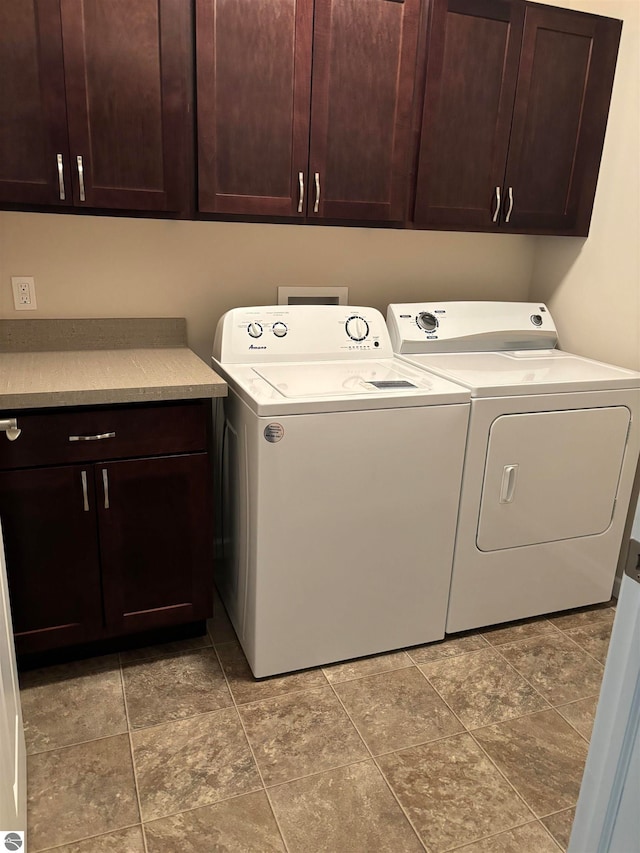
[
  {"x1": 297, "y1": 171, "x2": 304, "y2": 213},
  {"x1": 314, "y1": 172, "x2": 320, "y2": 213},
  {"x1": 0, "y1": 418, "x2": 21, "y2": 441},
  {"x1": 68, "y1": 432, "x2": 116, "y2": 442},
  {"x1": 505, "y1": 186, "x2": 514, "y2": 223},
  {"x1": 492, "y1": 186, "x2": 501, "y2": 223},
  {"x1": 56, "y1": 154, "x2": 66, "y2": 200},
  {"x1": 102, "y1": 468, "x2": 110, "y2": 509},
  {"x1": 77, "y1": 155, "x2": 86, "y2": 202},
  {"x1": 81, "y1": 470, "x2": 89, "y2": 512}
]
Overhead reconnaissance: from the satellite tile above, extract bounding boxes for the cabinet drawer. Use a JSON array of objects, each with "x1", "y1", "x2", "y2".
[{"x1": 0, "y1": 401, "x2": 209, "y2": 470}]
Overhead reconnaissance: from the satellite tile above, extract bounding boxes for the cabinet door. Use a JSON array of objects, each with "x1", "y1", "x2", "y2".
[
  {"x1": 503, "y1": 5, "x2": 621, "y2": 235},
  {"x1": 59, "y1": 0, "x2": 192, "y2": 212},
  {"x1": 0, "y1": 0, "x2": 71, "y2": 206},
  {"x1": 98, "y1": 455, "x2": 214, "y2": 634},
  {"x1": 308, "y1": 0, "x2": 420, "y2": 221},
  {"x1": 413, "y1": 0, "x2": 523, "y2": 229},
  {"x1": 0, "y1": 467, "x2": 103, "y2": 655},
  {"x1": 196, "y1": 0, "x2": 313, "y2": 215}
]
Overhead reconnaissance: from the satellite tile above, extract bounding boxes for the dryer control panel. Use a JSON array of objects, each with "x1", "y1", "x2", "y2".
[
  {"x1": 213, "y1": 305, "x2": 393, "y2": 364},
  {"x1": 387, "y1": 302, "x2": 558, "y2": 354}
]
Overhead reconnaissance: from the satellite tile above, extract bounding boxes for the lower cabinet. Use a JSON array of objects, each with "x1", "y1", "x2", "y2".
[{"x1": 0, "y1": 400, "x2": 214, "y2": 656}]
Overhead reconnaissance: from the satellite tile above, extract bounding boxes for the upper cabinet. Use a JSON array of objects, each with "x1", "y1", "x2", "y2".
[
  {"x1": 0, "y1": 0, "x2": 623, "y2": 234},
  {"x1": 413, "y1": 0, "x2": 622, "y2": 236},
  {"x1": 196, "y1": 0, "x2": 421, "y2": 222},
  {"x1": 0, "y1": 0, "x2": 192, "y2": 213}
]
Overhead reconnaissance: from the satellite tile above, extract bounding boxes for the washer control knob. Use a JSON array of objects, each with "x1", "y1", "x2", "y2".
[
  {"x1": 247, "y1": 322, "x2": 263, "y2": 338},
  {"x1": 530, "y1": 314, "x2": 543, "y2": 327},
  {"x1": 272, "y1": 322, "x2": 288, "y2": 338},
  {"x1": 417, "y1": 312, "x2": 438, "y2": 333},
  {"x1": 345, "y1": 316, "x2": 369, "y2": 342}
]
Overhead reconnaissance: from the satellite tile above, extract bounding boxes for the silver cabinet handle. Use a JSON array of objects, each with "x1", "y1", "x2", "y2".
[
  {"x1": 76, "y1": 155, "x2": 86, "y2": 202},
  {"x1": 298, "y1": 171, "x2": 304, "y2": 213},
  {"x1": 102, "y1": 469, "x2": 110, "y2": 509},
  {"x1": 314, "y1": 172, "x2": 320, "y2": 213},
  {"x1": 505, "y1": 186, "x2": 514, "y2": 223},
  {"x1": 69, "y1": 431, "x2": 116, "y2": 442},
  {"x1": 0, "y1": 418, "x2": 21, "y2": 441},
  {"x1": 81, "y1": 470, "x2": 89, "y2": 512},
  {"x1": 492, "y1": 186, "x2": 501, "y2": 223},
  {"x1": 57, "y1": 154, "x2": 66, "y2": 200}
]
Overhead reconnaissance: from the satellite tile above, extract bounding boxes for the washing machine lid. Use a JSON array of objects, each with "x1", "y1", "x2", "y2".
[
  {"x1": 399, "y1": 350, "x2": 640, "y2": 397},
  {"x1": 215, "y1": 357, "x2": 470, "y2": 415}
]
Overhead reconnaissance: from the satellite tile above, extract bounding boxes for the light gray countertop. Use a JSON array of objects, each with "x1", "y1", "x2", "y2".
[{"x1": 0, "y1": 319, "x2": 227, "y2": 410}]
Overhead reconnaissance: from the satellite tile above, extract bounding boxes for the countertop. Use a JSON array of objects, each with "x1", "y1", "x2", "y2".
[{"x1": 0, "y1": 318, "x2": 227, "y2": 410}]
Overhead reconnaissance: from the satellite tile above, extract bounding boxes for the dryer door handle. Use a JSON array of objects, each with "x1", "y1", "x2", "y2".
[{"x1": 499, "y1": 464, "x2": 519, "y2": 504}]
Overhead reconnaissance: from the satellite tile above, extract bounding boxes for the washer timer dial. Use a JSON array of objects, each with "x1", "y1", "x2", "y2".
[
  {"x1": 416, "y1": 312, "x2": 438, "y2": 333},
  {"x1": 345, "y1": 316, "x2": 369, "y2": 342},
  {"x1": 272, "y1": 322, "x2": 288, "y2": 337},
  {"x1": 247, "y1": 322, "x2": 263, "y2": 338}
]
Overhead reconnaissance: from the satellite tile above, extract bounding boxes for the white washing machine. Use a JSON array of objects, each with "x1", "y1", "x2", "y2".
[
  {"x1": 387, "y1": 301, "x2": 640, "y2": 633},
  {"x1": 212, "y1": 305, "x2": 470, "y2": 676}
]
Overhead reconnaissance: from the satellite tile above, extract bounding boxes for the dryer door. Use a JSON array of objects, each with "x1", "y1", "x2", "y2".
[{"x1": 477, "y1": 406, "x2": 630, "y2": 551}]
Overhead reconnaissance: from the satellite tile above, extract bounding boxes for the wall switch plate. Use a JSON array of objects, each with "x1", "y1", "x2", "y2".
[{"x1": 11, "y1": 276, "x2": 37, "y2": 310}]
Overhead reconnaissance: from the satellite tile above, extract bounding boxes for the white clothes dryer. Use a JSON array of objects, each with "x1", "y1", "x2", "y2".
[
  {"x1": 212, "y1": 305, "x2": 470, "y2": 676},
  {"x1": 387, "y1": 302, "x2": 640, "y2": 633}
]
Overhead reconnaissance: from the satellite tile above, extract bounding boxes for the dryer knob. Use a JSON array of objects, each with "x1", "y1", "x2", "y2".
[
  {"x1": 417, "y1": 312, "x2": 438, "y2": 333},
  {"x1": 530, "y1": 314, "x2": 543, "y2": 327},
  {"x1": 247, "y1": 322, "x2": 263, "y2": 338},
  {"x1": 346, "y1": 316, "x2": 369, "y2": 341},
  {"x1": 272, "y1": 322, "x2": 288, "y2": 338}
]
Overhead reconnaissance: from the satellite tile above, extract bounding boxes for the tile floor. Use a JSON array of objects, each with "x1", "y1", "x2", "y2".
[{"x1": 21, "y1": 597, "x2": 615, "y2": 852}]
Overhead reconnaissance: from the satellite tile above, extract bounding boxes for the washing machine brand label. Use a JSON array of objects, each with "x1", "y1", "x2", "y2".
[
  {"x1": 264, "y1": 423, "x2": 284, "y2": 443},
  {"x1": 249, "y1": 344, "x2": 267, "y2": 350}
]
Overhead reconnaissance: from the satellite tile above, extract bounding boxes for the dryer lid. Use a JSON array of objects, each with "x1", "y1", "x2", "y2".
[{"x1": 400, "y1": 350, "x2": 640, "y2": 396}]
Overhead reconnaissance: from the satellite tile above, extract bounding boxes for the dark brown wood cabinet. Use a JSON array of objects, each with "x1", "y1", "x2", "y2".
[
  {"x1": 0, "y1": 466, "x2": 103, "y2": 651},
  {"x1": 0, "y1": 401, "x2": 214, "y2": 656},
  {"x1": 196, "y1": 0, "x2": 420, "y2": 222},
  {"x1": 0, "y1": 0, "x2": 192, "y2": 213},
  {"x1": 413, "y1": 0, "x2": 622, "y2": 236}
]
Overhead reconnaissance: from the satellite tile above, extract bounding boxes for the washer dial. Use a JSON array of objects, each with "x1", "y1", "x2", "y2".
[
  {"x1": 416, "y1": 312, "x2": 438, "y2": 333},
  {"x1": 345, "y1": 316, "x2": 369, "y2": 341},
  {"x1": 272, "y1": 322, "x2": 288, "y2": 338},
  {"x1": 247, "y1": 322, "x2": 263, "y2": 338},
  {"x1": 530, "y1": 314, "x2": 543, "y2": 327}
]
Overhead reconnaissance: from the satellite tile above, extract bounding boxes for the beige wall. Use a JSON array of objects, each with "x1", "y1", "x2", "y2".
[
  {"x1": 530, "y1": 0, "x2": 640, "y2": 371},
  {"x1": 0, "y1": 212, "x2": 534, "y2": 361}
]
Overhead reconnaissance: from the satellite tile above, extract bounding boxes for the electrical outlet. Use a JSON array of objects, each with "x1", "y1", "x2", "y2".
[{"x1": 11, "y1": 276, "x2": 37, "y2": 311}]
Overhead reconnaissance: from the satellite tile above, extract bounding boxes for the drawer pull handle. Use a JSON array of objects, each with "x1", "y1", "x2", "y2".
[
  {"x1": 0, "y1": 418, "x2": 21, "y2": 441},
  {"x1": 69, "y1": 432, "x2": 116, "y2": 442},
  {"x1": 102, "y1": 469, "x2": 110, "y2": 509},
  {"x1": 81, "y1": 470, "x2": 89, "y2": 512}
]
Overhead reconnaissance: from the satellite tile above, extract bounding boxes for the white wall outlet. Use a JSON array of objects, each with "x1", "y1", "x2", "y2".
[{"x1": 11, "y1": 276, "x2": 37, "y2": 311}]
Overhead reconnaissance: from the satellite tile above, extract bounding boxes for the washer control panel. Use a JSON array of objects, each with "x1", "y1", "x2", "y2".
[
  {"x1": 387, "y1": 302, "x2": 558, "y2": 354},
  {"x1": 214, "y1": 305, "x2": 392, "y2": 363}
]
